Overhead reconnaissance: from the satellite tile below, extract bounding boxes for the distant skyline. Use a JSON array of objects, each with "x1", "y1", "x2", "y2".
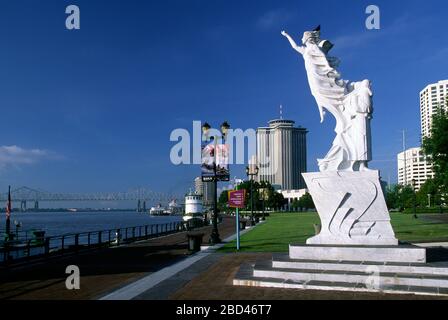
[{"x1": 0, "y1": 0, "x2": 447, "y2": 196}]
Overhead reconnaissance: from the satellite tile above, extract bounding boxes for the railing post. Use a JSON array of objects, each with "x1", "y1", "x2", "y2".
[
  {"x1": 98, "y1": 231, "x2": 102, "y2": 246},
  {"x1": 61, "y1": 236, "x2": 65, "y2": 253},
  {"x1": 132, "y1": 227, "x2": 136, "y2": 240},
  {"x1": 45, "y1": 238, "x2": 50, "y2": 256},
  {"x1": 88, "y1": 233, "x2": 91, "y2": 247},
  {"x1": 27, "y1": 240, "x2": 31, "y2": 259},
  {"x1": 116, "y1": 229, "x2": 121, "y2": 246},
  {"x1": 108, "y1": 230, "x2": 111, "y2": 244},
  {"x1": 3, "y1": 243, "x2": 8, "y2": 263},
  {"x1": 145, "y1": 226, "x2": 148, "y2": 238},
  {"x1": 125, "y1": 228, "x2": 128, "y2": 240},
  {"x1": 75, "y1": 234, "x2": 79, "y2": 253}
]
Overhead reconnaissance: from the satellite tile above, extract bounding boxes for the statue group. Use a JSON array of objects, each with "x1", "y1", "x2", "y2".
[
  {"x1": 281, "y1": 26, "x2": 398, "y2": 246},
  {"x1": 233, "y1": 26, "x2": 440, "y2": 295},
  {"x1": 282, "y1": 27, "x2": 373, "y2": 172}
]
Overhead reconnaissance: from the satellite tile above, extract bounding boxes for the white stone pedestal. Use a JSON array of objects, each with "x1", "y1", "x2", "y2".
[
  {"x1": 289, "y1": 244, "x2": 426, "y2": 264},
  {"x1": 303, "y1": 170, "x2": 398, "y2": 246}
]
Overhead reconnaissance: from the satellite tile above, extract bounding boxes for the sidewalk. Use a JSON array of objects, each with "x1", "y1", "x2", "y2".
[
  {"x1": 128, "y1": 250, "x2": 448, "y2": 300},
  {"x1": 99, "y1": 234, "x2": 448, "y2": 300},
  {"x1": 0, "y1": 216, "x2": 236, "y2": 300},
  {"x1": 100, "y1": 221, "x2": 258, "y2": 300}
]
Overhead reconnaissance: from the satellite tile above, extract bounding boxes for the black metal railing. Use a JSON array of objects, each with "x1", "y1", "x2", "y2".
[{"x1": 0, "y1": 218, "x2": 206, "y2": 265}]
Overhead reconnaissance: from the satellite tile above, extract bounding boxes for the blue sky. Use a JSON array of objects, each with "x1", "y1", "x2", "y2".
[{"x1": 0, "y1": 0, "x2": 447, "y2": 196}]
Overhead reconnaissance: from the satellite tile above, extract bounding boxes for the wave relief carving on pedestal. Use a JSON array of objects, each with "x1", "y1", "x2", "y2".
[{"x1": 314, "y1": 176, "x2": 378, "y2": 241}]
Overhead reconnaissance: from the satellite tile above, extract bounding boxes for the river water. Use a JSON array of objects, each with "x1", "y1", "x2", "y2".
[{"x1": 0, "y1": 211, "x2": 182, "y2": 237}]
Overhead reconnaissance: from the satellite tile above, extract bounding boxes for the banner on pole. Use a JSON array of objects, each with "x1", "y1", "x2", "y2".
[{"x1": 201, "y1": 138, "x2": 230, "y2": 182}]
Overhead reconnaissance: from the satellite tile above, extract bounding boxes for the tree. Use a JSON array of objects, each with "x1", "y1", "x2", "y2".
[
  {"x1": 291, "y1": 199, "x2": 300, "y2": 212},
  {"x1": 219, "y1": 180, "x2": 286, "y2": 213},
  {"x1": 298, "y1": 193, "x2": 315, "y2": 211},
  {"x1": 218, "y1": 189, "x2": 230, "y2": 212},
  {"x1": 270, "y1": 191, "x2": 286, "y2": 211},
  {"x1": 385, "y1": 185, "x2": 400, "y2": 210},
  {"x1": 416, "y1": 179, "x2": 440, "y2": 207},
  {"x1": 385, "y1": 184, "x2": 415, "y2": 211},
  {"x1": 423, "y1": 98, "x2": 448, "y2": 195}
]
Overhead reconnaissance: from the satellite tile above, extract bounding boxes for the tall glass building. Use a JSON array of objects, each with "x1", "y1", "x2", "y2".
[{"x1": 256, "y1": 119, "x2": 308, "y2": 190}]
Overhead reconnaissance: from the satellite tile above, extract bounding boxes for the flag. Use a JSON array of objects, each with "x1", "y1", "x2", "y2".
[
  {"x1": 5, "y1": 186, "x2": 11, "y2": 236},
  {"x1": 6, "y1": 186, "x2": 11, "y2": 219}
]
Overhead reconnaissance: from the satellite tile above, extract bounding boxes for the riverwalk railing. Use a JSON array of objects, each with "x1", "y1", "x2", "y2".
[{"x1": 0, "y1": 218, "x2": 205, "y2": 266}]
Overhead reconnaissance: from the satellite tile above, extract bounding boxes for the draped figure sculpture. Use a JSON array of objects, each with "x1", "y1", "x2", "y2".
[{"x1": 281, "y1": 27, "x2": 373, "y2": 172}]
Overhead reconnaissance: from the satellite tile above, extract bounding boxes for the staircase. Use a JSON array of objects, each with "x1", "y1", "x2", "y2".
[{"x1": 234, "y1": 249, "x2": 448, "y2": 296}]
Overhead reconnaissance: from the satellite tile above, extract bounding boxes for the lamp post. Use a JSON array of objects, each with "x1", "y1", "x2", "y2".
[
  {"x1": 14, "y1": 220, "x2": 22, "y2": 239},
  {"x1": 202, "y1": 121, "x2": 230, "y2": 245},
  {"x1": 411, "y1": 179, "x2": 418, "y2": 219},
  {"x1": 246, "y1": 161, "x2": 259, "y2": 225},
  {"x1": 259, "y1": 186, "x2": 267, "y2": 221}
]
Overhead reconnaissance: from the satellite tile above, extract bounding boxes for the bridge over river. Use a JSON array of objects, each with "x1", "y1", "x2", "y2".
[{"x1": 0, "y1": 186, "x2": 177, "y2": 212}]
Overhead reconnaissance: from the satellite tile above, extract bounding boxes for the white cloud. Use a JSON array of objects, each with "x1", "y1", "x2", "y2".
[
  {"x1": 331, "y1": 14, "x2": 419, "y2": 51},
  {"x1": 256, "y1": 9, "x2": 294, "y2": 31},
  {"x1": 0, "y1": 145, "x2": 58, "y2": 168},
  {"x1": 423, "y1": 47, "x2": 448, "y2": 64}
]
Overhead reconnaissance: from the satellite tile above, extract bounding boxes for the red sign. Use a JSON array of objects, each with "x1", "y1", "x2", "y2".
[{"x1": 228, "y1": 189, "x2": 246, "y2": 208}]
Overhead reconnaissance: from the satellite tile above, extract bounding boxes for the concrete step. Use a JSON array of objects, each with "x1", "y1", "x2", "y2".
[
  {"x1": 233, "y1": 263, "x2": 448, "y2": 296},
  {"x1": 289, "y1": 244, "x2": 427, "y2": 264},
  {"x1": 252, "y1": 260, "x2": 448, "y2": 289},
  {"x1": 272, "y1": 254, "x2": 448, "y2": 277}
]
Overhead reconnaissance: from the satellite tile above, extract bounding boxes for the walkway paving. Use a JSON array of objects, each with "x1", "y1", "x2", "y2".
[
  {"x1": 98, "y1": 226, "x2": 448, "y2": 300},
  {"x1": 166, "y1": 253, "x2": 448, "y2": 300},
  {"x1": 3, "y1": 215, "x2": 448, "y2": 300},
  {"x1": 101, "y1": 222, "x2": 258, "y2": 300},
  {"x1": 0, "y1": 216, "x2": 237, "y2": 300}
]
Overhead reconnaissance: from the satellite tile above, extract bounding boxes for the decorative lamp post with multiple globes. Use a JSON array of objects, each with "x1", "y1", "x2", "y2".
[
  {"x1": 246, "y1": 161, "x2": 259, "y2": 225},
  {"x1": 411, "y1": 179, "x2": 418, "y2": 219},
  {"x1": 202, "y1": 121, "x2": 231, "y2": 245}
]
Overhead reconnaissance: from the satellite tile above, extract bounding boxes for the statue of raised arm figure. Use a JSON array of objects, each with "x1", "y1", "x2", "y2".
[
  {"x1": 281, "y1": 26, "x2": 398, "y2": 246},
  {"x1": 281, "y1": 27, "x2": 372, "y2": 172}
]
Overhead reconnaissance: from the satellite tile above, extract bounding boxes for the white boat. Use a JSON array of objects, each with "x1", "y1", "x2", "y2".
[
  {"x1": 149, "y1": 204, "x2": 168, "y2": 216},
  {"x1": 183, "y1": 191, "x2": 204, "y2": 221},
  {"x1": 167, "y1": 199, "x2": 183, "y2": 216}
]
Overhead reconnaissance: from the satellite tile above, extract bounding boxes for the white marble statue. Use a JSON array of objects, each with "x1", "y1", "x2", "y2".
[
  {"x1": 281, "y1": 26, "x2": 398, "y2": 246},
  {"x1": 281, "y1": 27, "x2": 373, "y2": 172}
]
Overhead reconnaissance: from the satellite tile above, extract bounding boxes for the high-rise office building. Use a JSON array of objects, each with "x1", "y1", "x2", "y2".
[
  {"x1": 420, "y1": 79, "x2": 448, "y2": 137},
  {"x1": 397, "y1": 147, "x2": 434, "y2": 191},
  {"x1": 397, "y1": 80, "x2": 447, "y2": 189},
  {"x1": 194, "y1": 177, "x2": 215, "y2": 207},
  {"x1": 256, "y1": 119, "x2": 307, "y2": 190}
]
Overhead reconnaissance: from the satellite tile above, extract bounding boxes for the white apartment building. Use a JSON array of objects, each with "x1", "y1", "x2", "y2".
[
  {"x1": 420, "y1": 79, "x2": 448, "y2": 137},
  {"x1": 397, "y1": 147, "x2": 434, "y2": 191}
]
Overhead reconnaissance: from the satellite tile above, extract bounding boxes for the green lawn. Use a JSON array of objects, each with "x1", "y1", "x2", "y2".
[{"x1": 219, "y1": 212, "x2": 448, "y2": 253}]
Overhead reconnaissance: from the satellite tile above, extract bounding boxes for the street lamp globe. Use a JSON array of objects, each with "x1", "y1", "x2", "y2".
[
  {"x1": 220, "y1": 121, "x2": 230, "y2": 137},
  {"x1": 202, "y1": 122, "x2": 211, "y2": 135}
]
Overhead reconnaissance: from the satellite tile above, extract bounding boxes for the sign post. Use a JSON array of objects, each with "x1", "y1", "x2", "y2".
[{"x1": 228, "y1": 188, "x2": 246, "y2": 251}]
